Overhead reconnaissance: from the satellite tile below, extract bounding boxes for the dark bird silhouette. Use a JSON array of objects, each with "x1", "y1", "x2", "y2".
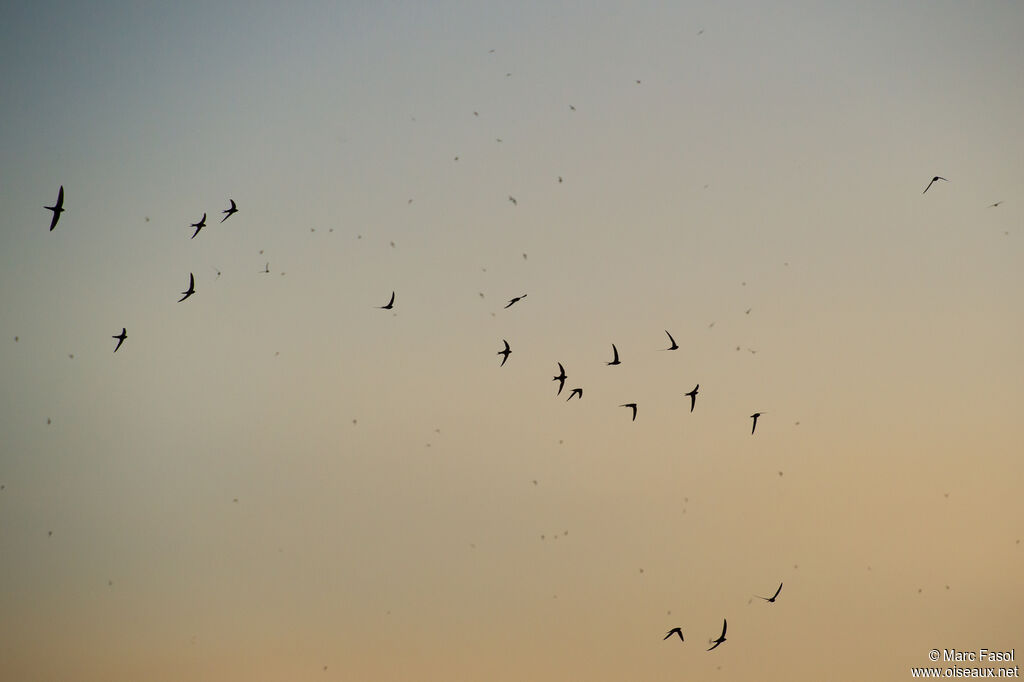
[
  {"x1": 922, "y1": 176, "x2": 948, "y2": 194},
  {"x1": 508, "y1": 195, "x2": 517, "y2": 206},
  {"x1": 567, "y1": 387, "x2": 583, "y2": 401},
  {"x1": 260, "y1": 262, "x2": 270, "y2": 274},
  {"x1": 221, "y1": 199, "x2": 238, "y2": 222},
  {"x1": 988, "y1": 201, "x2": 1003, "y2": 208},
  {"x1": 379, "y1": 291, "x2": 395, "y2": 309},
  {"x1": 757, "y1": 582, "x2": 783, "y2": 603},
  {"x1": 707, "y1": 620, "x2": 727, "y2": 651},
  {"x1": 664, "y1": 330, "x2": 679, "y2": 351},
  {"x1": 606, "y1": 344, "x2": 621, "y2": 366},
  {"x1": 45, "y1": 185, "x2": 65, "y2": 231},
  {"x1": 112, "y1": 328, "x2": 127, "y2": 353},
  {"x1": 685, "y1": 384, "x2": 699, "y2": 412},
  {"x1": 553, "y1": 363, "x2": 567, "y2": 395},
  {"x1": 750, "y1": 412, "x2": 762, "y2": 434},
  {"x1": 664, "y1": 627, "x2": 684, "y2": 642},
  {"x1": 178, "y1": 273, "x2": 195, "y2": 302},
  {"x1": 190, "y1": 213, "x2": 207, "y2": 239},
  {"x1": 505, "y1": 294, "x2": 527, "y2": 309},
  {"x1": 621, "y1": 403, "x2": 637, "y2": 421},
  {"x1": 498, "y1": 339, "x2": 511, "y2": 366}
]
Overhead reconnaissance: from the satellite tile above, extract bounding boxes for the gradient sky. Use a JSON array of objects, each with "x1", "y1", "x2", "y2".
[{"x1": 2, "y1": 2, "x2": 1023, "y2": 680}]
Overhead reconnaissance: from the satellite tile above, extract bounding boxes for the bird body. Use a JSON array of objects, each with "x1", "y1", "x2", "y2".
[
  {"x1": 505, "y1": 294, "x2": 527, "y2": 309},
  {"x1": 553, "y1": 363, "x2": 567, "y2": 395},
  {"x1": 190, "y1": 213, "x2": 206, "y2": 239},
  {"x1": 750, "y1": 412, "x2": 762, "y2": 434},
  {"x1": 707, "y1": 619, "x2": 727, "y2": 651},
  {"x1": 664, "y1": 330, "x2": 679, "y2": 351},
  {"x1": 621, "y1": 403, "x2": 637, "y2": 421},
  {"x1": 178, "y1": 273, "x2": 195, "y2": 302},
  {"x1": 664, "y1": 627, "x2": 684, "y2": 642},
  {"x1": 379, "y1": 292, "x2": 395, "y2": 309},
  {"x1": 45, "y1": 185, "x2": 65, "y2": 231},
  {"x1": 758, "y1": 582, "x2": 783, "y2": 603},
  {"x1": 112, "y1": 328, "x2": 127, "y2": 353},
  {"x1": 498, "y1": 340, "x2": 511, "y2": 366},
  {"x1": 922, "y1": 176, "x2": 948, "y2": 194},
  {"x1": 221, "y1": 199, "x2": 238, "y2": 222},
  {"x1": 606, "y1": 344, "x2": 621, "y2": 366},
  {"x1": 685, "y1": 384, "x2": 699, "y2": 412},
  {"x1": 567, "y1": 387, "x2": 583, "y2": 401}
]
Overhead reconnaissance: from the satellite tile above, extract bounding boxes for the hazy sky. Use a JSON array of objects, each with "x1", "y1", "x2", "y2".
[{"x1": 2, "y1": 1, "x2": 1022, "y2": 680}]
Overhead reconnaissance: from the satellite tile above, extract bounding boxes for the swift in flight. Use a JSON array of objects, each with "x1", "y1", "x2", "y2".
[
  {"x1": 45, "y1": 185, "x2": 65, "y2": 231},
  {"x1": 606, "y1": 344, "x2": 621, "y2": 366},
  {"x1": 553, "y1": 363, "x2": 567, "y2": 395},
  {"x1": 922, "y1": 176, "x2": 947, "y2": 194},
  {"x1": 112, "y1": 328, "x2": 127, "y2": 353},
  {"x1": 707, "y1": 620, "x2": 727, "y2": 651},
  {"x1": 179, "y1": 273, "x2": 195, "y2": 302}
]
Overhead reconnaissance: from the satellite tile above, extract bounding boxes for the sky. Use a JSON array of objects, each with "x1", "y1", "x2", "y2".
[{"x1": 1, "y1": 1, "x2": 1023, "y2": 680}]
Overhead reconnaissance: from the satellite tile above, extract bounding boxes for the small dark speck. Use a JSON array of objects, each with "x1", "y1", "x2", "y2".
[
  {"x1": 944, "y1": 492, "x2": 949, "y2": 498},
  {"x1": 945, "y1": 585, "x2": 950, "y2": 590},
  {"x1": 541, "y1": 535, "x2": 545, "y2": 540},
  {"x1": 918, "y1": 588, "x2": 923, "y2": 594},
  {"x1": 47, "y1": 418, "x2": 51, "y2": 425},
  {"x1": 390, "y1": 241, "x2": 395, "y2": 248},
  {"x1": 522, "y1": 253, "x2": 527, "y2": 260},
  {"x1": 639, "y1": 568, "x2": 644, "y2": 573},
  {"x1": 69, "y1": 354, "x2": 74, "y2": 359},
  {"x1": 48, "y1": 531, "x2": 53, "y2": 537},
  {"x1": 778, "y1": 471, "x2": 783, "y2": 477},
  {"x1": 311, "y1": 227, "x2": 315, "y2": 232},
  {"x1": 108, "y1": 580, "x2": 113, "y2": 586},
  {"x1": 145, "y1": 216, "x2": 150, "y2": 222},
  {"x1": 532, "y1": 480, "x2": 538, "y2": 485},
  {"x1": 352, "y1": 419, "x2": 358, "y2": 425},
  {"x1": 14, "y1": 336, "x2": 18, "y2": 342},
  {"x1": 233, "y1": 498, "x2": 238, "y2": 503}
]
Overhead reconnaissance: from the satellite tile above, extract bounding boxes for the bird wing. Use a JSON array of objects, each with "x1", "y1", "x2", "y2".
[
  {"x1": 773, "y1": 582, "x2": 783, "y2": 599},
  {"x1": 56, "y1": 185, "x2": 64, "y2": 209}
]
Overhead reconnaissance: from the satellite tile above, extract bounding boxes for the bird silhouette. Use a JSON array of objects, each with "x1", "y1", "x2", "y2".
[
  {"x1": 606, "y1": 344, "x2": 621, "y2": 366},
  {"x1": 498, "y1": 339, "x2": 511, "y2": 366},
  {"x1": 707, "y1": 620, "x2": 727, "y2": 651},
  {"x1": 567, "y1": 387, "x2": 583, "y2": 401},
  {"x1": 221, "y1": 199, "x2": 238, "y2": 222},
  {"x1": 922, "y1": 176, "x2": 948, "y2": 194},
  {"x1": 178, "y1": 273, "x2": 195, "y2": 302},
  {"x1": 112, "y1": 328, "x2": 127, "y2": 353},
  {"x1": 663, "y1": 330, "x2": 679, "y2": 351},
  {"x1": 685, "y1": 384, "x2": 699, "y2": 412},
  {"x1": 260, "y1": 262, "x2": 270, "y2": 274},
  {"x1": 664, "y1": 627, "x2": 684, "y2": 642},
  {"x1": 508, "y1": 195, "x2": 517, "y2": 206},
  {"x1": 190, "y1": 213, "x2": 206, "y2": 239},
  {"x1": 621, "y1": 403, "x2": 637, "y2": 421},
  {"x1": 988, "y1": 201, "x2": 1003, "y2": 208},
  {"x1": 750, "y1": 412, "x2": 762, "y2": 434},
  {"x1": 379, "y1": 291, "x2": 395, "y2": 309},
  {"x1": 757, "y1": 582, "x2": 783, "y2": 603},
  {"x1": 505, "y1": 294, "x2": 527, "y2": 309},
  {"x1": 553, "y1": 363, "x2": 567, "y2": 395},
  {"x1": 45, "y1": 185, "x2": 65, "y2": 231}
]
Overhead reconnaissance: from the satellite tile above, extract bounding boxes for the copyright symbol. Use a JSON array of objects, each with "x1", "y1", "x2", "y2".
[{"x1": 929, "y1": 650, "x2": 940, "y2": 661}]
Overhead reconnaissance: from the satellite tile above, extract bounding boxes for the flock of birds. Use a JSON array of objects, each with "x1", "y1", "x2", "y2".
[
  {"x1": 36, "y1": 169, "x2": 972, "y2": 656},
  {"x1": 43, "y1": 187, "x2": 240, "y2": 349}
]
